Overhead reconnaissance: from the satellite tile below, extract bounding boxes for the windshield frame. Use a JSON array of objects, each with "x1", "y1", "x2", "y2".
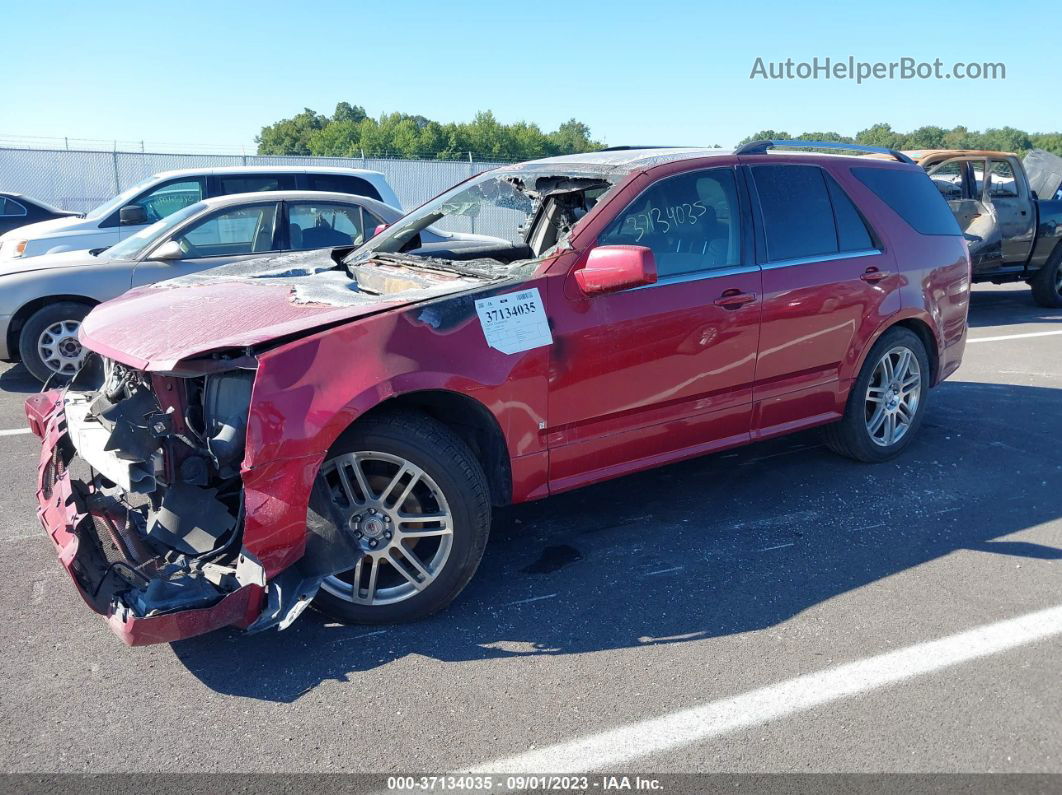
[
  {"x1": 344, "y1": 165, "x2": 621, "y2": 274},
  {"x1": 83, "y1": 176, "x2": 160, "y2": 222}
]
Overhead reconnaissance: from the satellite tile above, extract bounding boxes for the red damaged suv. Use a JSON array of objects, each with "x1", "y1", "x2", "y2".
[{"x1": 27, "y1": 141, "x2": 970, "y2": 645}]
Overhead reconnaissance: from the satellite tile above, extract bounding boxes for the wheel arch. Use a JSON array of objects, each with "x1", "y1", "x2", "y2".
[
  {"x1": 7, "y1": 294, "x2": 99, "y2": 363},
  {"x1": 851, "y1": 313, "x2": 941, "y2": 388},
  {"x1": 332, "y1": 389, "x2": 513, "y2": 507}
]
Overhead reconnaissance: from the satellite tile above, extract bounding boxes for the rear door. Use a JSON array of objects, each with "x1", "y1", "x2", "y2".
[
  {"x1": 283, "y1": 200, "x2": 381, "y2": 251},
  {"x1": 130, "y1": 201, "x2": 281, "y2": 287},
  {"x1": 748, "y1": 162, "x2": 900, "y2": 438}
]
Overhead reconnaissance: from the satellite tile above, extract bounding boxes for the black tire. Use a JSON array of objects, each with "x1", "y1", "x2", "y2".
[
  {"x1": 1030, "y1": 247, "x2": 1062, "y2": 308},
  {"x1": 18, "y1": 301, "x2": 93, "y2": 384},
  {"x1": 312, "y1": 410, "x2": 491, "y2": 624},
  {"x1": 823, "y1": 327, "x2": 931, "y2": 463}
]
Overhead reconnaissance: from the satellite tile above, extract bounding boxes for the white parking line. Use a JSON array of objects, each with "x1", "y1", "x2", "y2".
[
  {"x1": 967, "y1": 329, "x2": 1062, "y2": 343},
  {"x1": 503, "y1": 593, "x2": 558, "y2": 607},
  {"x1": 644, "y1": 566, "x2": 684, "y2": 577},
  {"x1": 758, "y1": 542, "x2": 795, "y2": 552},
  {"x1": 466, "y1": 603, "x2": 1062, "y2": 774},
  {"x1": 0, "y1": 428, "x2": 32, "y2": 437}
]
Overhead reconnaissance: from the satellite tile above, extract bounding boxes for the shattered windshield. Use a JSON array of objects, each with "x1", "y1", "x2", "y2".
[{"x1": 345, "y1": 168, "x2": 615, "y2": 278}]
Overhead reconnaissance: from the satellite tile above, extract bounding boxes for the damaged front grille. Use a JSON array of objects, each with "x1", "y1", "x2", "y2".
[{"x1": 60, "y1": 353, "x2": 260, "y2": 619}]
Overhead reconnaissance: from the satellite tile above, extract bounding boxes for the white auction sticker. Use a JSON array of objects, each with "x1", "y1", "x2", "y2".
[{"x1": 474, "y1": 287, "x2": 553, "y2": 355}]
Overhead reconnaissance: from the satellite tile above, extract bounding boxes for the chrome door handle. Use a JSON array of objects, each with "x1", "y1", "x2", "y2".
[{"x1": 714, "y1": 290, "x2": 757, "y2": 309}]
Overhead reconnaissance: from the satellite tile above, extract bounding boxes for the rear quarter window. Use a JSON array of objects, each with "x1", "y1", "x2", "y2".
[
  {"x1": 852, "y1": 167, "x2": 962, "y2": 236},
  {"x1": 308, "y1": 174, "x2": 382, "y2": 202}
]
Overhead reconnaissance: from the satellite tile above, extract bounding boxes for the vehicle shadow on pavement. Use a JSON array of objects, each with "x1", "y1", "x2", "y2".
[
  {"x1": 171, "y1": 379, "x2": 1062, "y2": 702},
  {"x1": 0, "y1": 364, "x2": 40, "y2": 394},
  {"x1": 967, "y1": 285, "x2": 1062, "y2": 328}
]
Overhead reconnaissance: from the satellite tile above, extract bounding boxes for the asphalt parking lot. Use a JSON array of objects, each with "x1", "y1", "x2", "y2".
[{"x1": 1, "y1": 283, "x2": 1059, "y2": 776}]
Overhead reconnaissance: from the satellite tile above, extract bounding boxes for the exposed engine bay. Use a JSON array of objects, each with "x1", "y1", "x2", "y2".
[{"x1": 51, "y1": 354, "x2": 266, "y2": 624}]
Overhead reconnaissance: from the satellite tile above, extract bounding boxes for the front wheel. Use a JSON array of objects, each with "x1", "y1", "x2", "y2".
[
  {"x1": 312, "y1": 411, "x2": 492, "y2": 625},
  {"x1": 824, "y1": 327, "x2": 931, "y2": 462},
  {"x1": 18, "y1": 301, "x2": 93, "y2": 384}
]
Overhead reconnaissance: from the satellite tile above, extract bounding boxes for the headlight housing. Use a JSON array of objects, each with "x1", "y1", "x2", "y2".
[{"x1": 3, "y1": 239, "x2": 28, "y2": 258}]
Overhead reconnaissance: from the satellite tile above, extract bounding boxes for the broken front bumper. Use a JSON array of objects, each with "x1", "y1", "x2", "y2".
[{"x1": 26, "y1": 390, "x2": 265, "y2": 646}]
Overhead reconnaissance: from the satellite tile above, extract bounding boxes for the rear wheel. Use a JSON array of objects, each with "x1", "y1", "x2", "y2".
[
  {"x1": 1030, "y1": 248, "x2": 1062, "y2": 308},
  {"x1": 312, "y1": 411, "x2": 491, "y2": 624},
  {"x1": 824, "y1": 327, "x2": 930, "y2": 462},
  {"x1": 18, "y1": 301, "x2": 93, "y2": 384}
]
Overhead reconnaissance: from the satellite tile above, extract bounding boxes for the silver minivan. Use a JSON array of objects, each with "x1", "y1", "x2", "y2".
[{"x1": 0, "y1": 166, "x2": 400, "y2": 260}]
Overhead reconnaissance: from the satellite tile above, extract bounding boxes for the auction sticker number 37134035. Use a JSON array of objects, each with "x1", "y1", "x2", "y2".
[{"x1": 474, "y1": 287, "x2": 553, "y2": 354}]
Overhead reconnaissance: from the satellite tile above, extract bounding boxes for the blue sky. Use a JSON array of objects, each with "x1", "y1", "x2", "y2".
[{"x1": 5, "y1": 0, "x2": 1057, "y2": 150}]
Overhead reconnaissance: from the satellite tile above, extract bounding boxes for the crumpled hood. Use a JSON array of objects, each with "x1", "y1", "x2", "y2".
[
  {"x1": 79, "y1": 250, "x2": 486, "y2": 371},
  {"x1": 0, "y1": 249, "x2": 99, "y2": 278}
]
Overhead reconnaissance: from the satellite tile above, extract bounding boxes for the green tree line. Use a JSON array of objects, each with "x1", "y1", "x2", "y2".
[
  {"x1": 256, "y1": 106, "x2": 1062, "y2": 160},
  {"x1": 256, "y1": 103, "x2": 602, "y2": 161},
  {"x1": 739, "y1": 124, "x2": 1062, "y2": 156}
]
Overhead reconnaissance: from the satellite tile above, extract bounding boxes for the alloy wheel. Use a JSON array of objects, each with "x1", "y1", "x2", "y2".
[
  {"x1": 864, "y1": 345, "x2": 921, "y2": 447},
  {"x1": 37, "y1": 320, "x2": 86, "y2": 376},
  {"x1": 320, "y1": 451, "x2": 454, "y2": 606}
]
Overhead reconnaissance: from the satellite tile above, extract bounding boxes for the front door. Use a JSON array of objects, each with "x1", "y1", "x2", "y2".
[
  {"x1": 545, "y1": 166, "x2": 762, "y2": 493},
  {"x1": 130, "y1": 201, "x2": 281, "y2": 288},
  {"x1": 986, "y1": 158, "x2": 1036, "y2": 266}
]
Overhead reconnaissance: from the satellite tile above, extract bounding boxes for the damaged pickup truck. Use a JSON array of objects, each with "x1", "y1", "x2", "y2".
[
  {"x1": 912, "y1": 148, "x2": 1062, "y2": 307},
  {"x1": 28, "y1": 144, "x2": 970, "y2": 645}
]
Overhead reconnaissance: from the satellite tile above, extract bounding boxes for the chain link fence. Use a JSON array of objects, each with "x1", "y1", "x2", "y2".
[{"x1": 0, "y1": 146, "x2": 512, "y2": 216}]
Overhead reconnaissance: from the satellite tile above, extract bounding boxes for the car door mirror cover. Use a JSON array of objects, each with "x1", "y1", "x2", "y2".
[
  {"x1": 575, "y1": 245, "x2": 658, "y2": 296},
  {"x1": 152, "y1": 239, "x2": 184, "y2": 261},
  {"x1": 119, "y1": 205, "x2": 148, "y2": 226}
]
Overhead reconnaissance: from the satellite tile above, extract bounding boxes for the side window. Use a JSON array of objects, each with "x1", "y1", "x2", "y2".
[
  {"x1": 137, "y1": 179, "x2": 205, "y2": 223},
  {"x1": 308, "y1": 174, "x2": 382, "y2": 201},
  {"x1": 752, "y1": 165, "x2": 837, "y2": 262},
  {"x1": 926, "y1": 161, "x2": 966, "y2": 200},
  {"x1": 824, "y1": 174, "x2": 874, "y2": 252},
  {"x1": 1, "y1": 198, "x2": 27, "y2": 217},
  {"x1": 598, "y1": 167, "x2": 742, "y2": 278},
  {"x1": 852, "y1": 167, "x2": 962, "y2": 236},
  {"x1": 218, "y1": 175, "x2": 293, "y2": 195},
  {"x1": 174, "y1": 203, "x2": 278, "y2": 257},
  {"x1": 988, "y1": 160, "x2": 1019, "y2": 198},
  {"x1": 288, "y1": 203, "x2": 367, "y2": 250}
]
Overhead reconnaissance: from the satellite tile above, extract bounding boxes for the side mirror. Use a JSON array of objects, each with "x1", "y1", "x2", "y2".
[
  {"x1": 119, "y1": 205, "x2": 148, "y2": 226},
  {"x1": 575, "y1": 245, "x2": 657, "y2": 296},
  {"x1": 151, "y1": 240, "x2": 184, "y2": 260},
  {"x1": 373, "y1": 223, "x2": 389, "y2": 237}
]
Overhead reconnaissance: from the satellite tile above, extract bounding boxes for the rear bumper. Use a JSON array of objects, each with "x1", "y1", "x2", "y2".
[{"x1": 26, "y1": 389, "x2": 265, "y2": 646}]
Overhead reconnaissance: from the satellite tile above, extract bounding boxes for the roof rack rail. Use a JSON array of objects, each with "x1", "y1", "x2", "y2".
[
  {"x1": 734, "y1": 140, "x2": 914, "y2": 164},
  {"x1": 599, "y1": 145, "x2": 690, "y2": 151}
]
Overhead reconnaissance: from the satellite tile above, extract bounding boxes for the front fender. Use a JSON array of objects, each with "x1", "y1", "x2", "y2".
[{"x1": 239, "y1": 305, "x2": 549, "y2": 576}]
